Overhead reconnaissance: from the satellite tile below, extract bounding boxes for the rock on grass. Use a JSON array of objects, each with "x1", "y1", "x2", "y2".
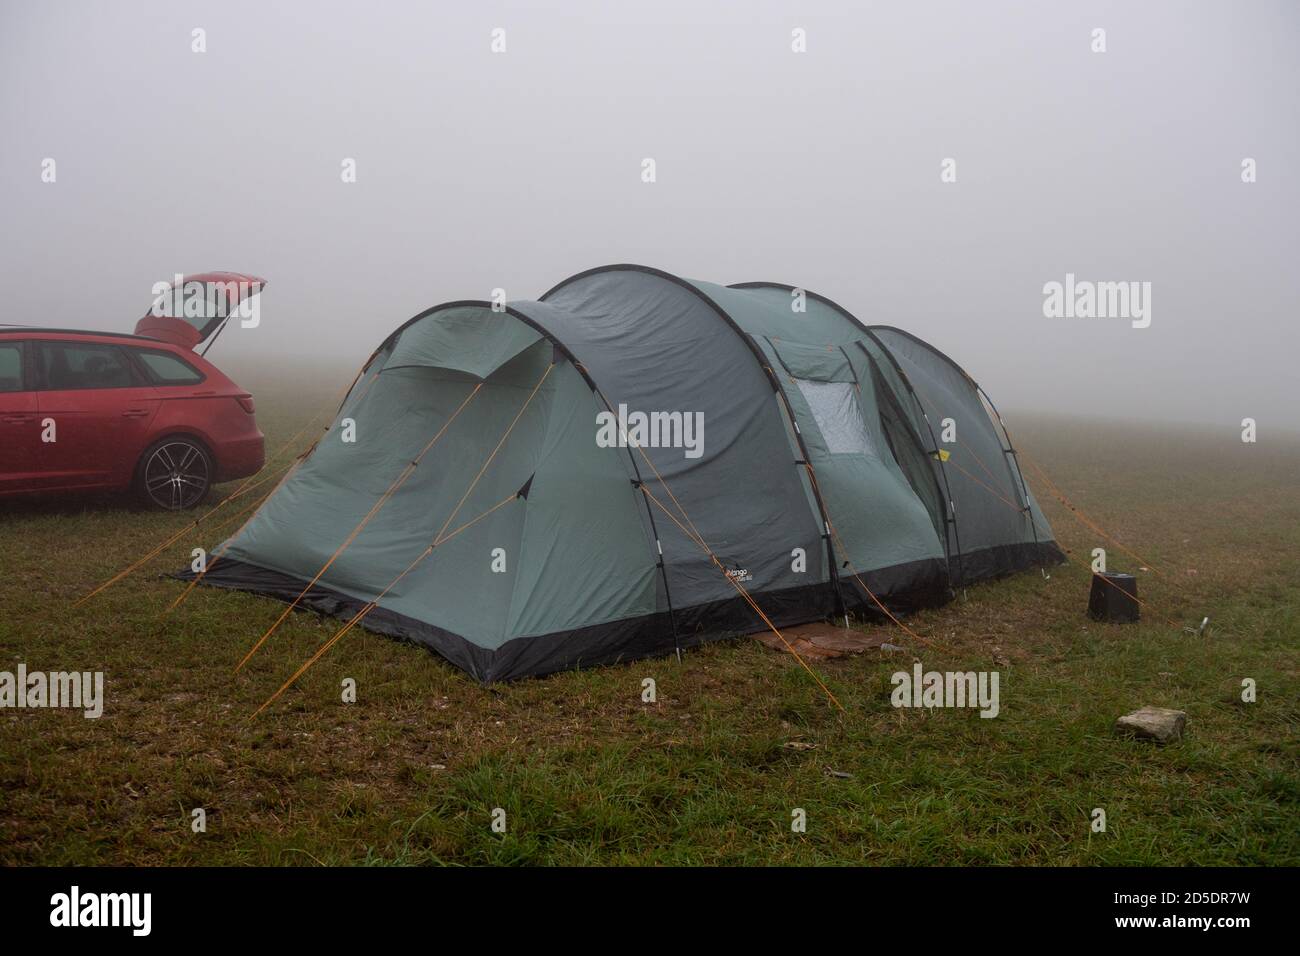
[{"x1": 1115, "y1": 706, "x2": 1187, "y2": 744}]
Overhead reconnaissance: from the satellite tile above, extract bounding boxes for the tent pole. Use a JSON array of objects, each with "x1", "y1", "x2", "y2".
[{"x1": 977, "y1": 385, "x2": 1045, "y2": 574}]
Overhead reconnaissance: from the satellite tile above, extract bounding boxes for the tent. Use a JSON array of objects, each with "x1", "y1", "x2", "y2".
[{"x1": 186, "y1": 265, "x2": 1064, "y2": 682}]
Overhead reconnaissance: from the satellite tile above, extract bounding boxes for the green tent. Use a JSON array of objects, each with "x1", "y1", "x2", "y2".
[{"x1": 186, "y1": 265, "x2": 1063, "y2": 681}]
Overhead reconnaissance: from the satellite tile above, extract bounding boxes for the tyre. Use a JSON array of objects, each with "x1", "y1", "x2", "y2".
[{"x1": 136, "y1": 436, "x2": 213, "y2": 510}]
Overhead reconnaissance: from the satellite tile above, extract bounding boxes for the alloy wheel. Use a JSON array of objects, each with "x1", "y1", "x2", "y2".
[{"x1": 142, "y1": 441, "x2": 210, "y2": 510}]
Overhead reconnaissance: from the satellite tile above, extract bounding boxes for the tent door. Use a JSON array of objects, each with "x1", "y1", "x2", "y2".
[{"x1": 759, "y1": 335, "x2": 947, "y2": 598}]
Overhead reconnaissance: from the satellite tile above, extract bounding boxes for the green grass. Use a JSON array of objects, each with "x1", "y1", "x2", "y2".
[{"x1": 1, "y1": 369, "x2": 1297, "y2": 865}]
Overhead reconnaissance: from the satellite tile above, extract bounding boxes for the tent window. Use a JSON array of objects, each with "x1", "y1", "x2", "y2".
[{"x1": 795, "y1": 379, "x2": 871, "y2": 456}]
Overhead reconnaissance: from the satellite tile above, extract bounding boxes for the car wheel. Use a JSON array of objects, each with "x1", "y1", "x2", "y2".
[{"x1": 136, "y1": 437, "x2": 213, "y2": 510}]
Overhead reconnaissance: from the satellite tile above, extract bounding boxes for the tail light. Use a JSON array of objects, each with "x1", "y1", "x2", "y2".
[{"x1": 237, "y1": 396, "x2": 256, "y2": 414}]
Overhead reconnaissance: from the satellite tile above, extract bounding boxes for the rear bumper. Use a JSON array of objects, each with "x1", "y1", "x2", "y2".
[{"x1": 214, "y1": 433, "x2": 265, "y2": 482}]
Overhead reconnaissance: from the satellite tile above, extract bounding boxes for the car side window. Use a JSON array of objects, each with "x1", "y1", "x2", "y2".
[
  {"x1": 133, "y1": 348, "x2": 205, "y2": 385},
  {"x1": 38, "y1": 342, "x2": 136, "y2": 390},
  {"x1": 0, "y1": 342, "x2": 24, "y2": 392}
]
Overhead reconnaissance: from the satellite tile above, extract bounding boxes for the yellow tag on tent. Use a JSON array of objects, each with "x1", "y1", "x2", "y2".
[{"x1": 933, "y1": 449, "x2": 951, "y2": 462}]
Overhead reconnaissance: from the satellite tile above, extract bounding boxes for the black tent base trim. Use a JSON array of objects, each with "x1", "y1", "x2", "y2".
[
  {"x1": 838, "y1": 556, "x2": 951, "y2": 612},
  {"x1": 174, "y1": 559, "x2": 840, "y2": 683},
  {"x1": 950, "y1": 540, "x2": 1067, "y2": 588},
  {"x1": 175, "y1": 539, "x2": 1063, "y2": 684},
  {"x1": 831, "y1": 541, "x2": 1065, "y2": 618}
]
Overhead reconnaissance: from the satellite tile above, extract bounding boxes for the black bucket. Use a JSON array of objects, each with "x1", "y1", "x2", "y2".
[{"x1": 1088, "y1": 572, "x2": 1139, "y2": 622}]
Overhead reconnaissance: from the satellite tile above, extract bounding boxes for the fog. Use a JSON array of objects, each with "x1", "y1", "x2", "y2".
[{"x1": 2, "y1": 0, "x2": 1296, "y2": 429}]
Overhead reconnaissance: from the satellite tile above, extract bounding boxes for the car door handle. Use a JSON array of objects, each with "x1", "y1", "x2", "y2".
[{"x1": 122, "y1": 409, "x2": 152, "y2": 419}]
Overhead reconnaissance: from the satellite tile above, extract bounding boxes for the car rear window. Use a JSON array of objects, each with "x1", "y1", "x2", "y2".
[
  {"x1": 39, "y1": 342, "x2": 136, "y2": 390},
  {"x1": 0, "y1": 343, "x2": 22, "y2": 392},
  {"x1": 134, "y1": 348, "x2": 205, "y2": 385}
]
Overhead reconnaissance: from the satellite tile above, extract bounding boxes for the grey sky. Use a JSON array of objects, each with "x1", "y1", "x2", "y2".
[{"x1": 2, "y1": 0, "x2": 1296, "y2": 428}]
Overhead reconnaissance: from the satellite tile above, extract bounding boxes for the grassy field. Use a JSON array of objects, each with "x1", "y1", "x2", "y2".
[{"x1": 1, "y1": 366, "x2": 1297, "y2": 866}]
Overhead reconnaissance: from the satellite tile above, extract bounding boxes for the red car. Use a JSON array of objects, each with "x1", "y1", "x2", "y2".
[{"x1": 0, "y1": 273, "x2": 266, "y2": 510}]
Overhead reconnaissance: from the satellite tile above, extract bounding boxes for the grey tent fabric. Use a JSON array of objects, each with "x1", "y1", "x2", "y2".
[
  {"x1": 867, "y1": 326, "x2": 1057, "y2": 583},
  {"x1": 182, "y1": 265, "x2": 1064, "y2": 682}
]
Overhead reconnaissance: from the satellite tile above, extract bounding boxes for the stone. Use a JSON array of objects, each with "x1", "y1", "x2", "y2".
[{"x1": 1115, "y1": 706, "x2": 1186, "y2": 744}]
